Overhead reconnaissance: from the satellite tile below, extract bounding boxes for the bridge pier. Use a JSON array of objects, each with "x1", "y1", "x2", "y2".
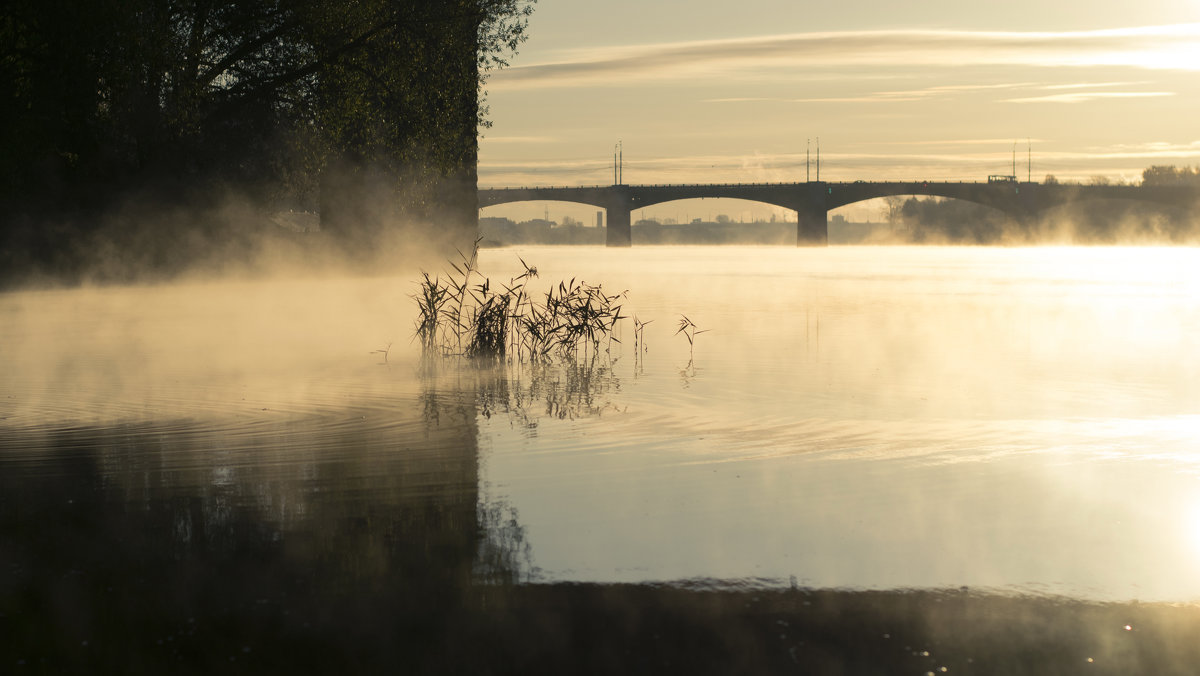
[
  {"x1": 605, "y1": 187, "x2": 632, "y2": 247},
  {"x1": 797, "y1": 185, "x2": 828, "y2": 246}
]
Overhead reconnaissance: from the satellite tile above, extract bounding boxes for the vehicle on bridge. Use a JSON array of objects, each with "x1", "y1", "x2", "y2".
[{"x1": 988, "y1": 175, "x2": 1018, "y2": 184}]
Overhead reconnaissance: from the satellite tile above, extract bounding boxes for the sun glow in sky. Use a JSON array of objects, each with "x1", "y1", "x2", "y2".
[{"x1": 478, "y1": 0, "x2": 1200, "y2": 221}]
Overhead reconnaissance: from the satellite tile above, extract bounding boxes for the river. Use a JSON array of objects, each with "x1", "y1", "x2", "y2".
[{"x1": 4, "y1": 245, "x2": 1200, "y2": 672}]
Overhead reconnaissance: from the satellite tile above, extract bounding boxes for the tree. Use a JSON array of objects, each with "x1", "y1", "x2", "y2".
[
  {"x1": 881, "y1": 196, "x2": 906, "y2": 223},
  {"x1": 1143, "y1": 165, "x2": 1200, "y2": 186},
  {"x1": 895, "y1": 197, "x2": 1008, "y2": 244},
  {"x1": 315, "y1": 0, "x2": 534, "y2": 255},
  {"x1": 0, "y1": 0, "x2": 535, "y2": 281}
]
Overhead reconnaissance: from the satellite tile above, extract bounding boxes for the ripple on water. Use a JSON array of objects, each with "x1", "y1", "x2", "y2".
[{"x1": 0, "y1": 365, "x2": 479, "y2": 482}]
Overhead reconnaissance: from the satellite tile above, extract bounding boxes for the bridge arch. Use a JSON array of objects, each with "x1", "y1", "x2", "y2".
[
  {"x1": 478, "y1": 187, "x2": 610, "y2": 210},
  {"x1": 627, "y1": 184, "x2": 830, "y2": 245},
  {"x1": 824, "y1": 182, "x2": 1033, "y2": 222},
  {"x1": 481, "y1": 200, "x2": 605, "y2": 225},
  {"x1": 629, "y1": 190, "x2": 805, "y2": 213},
  {"x1": 631, "y1": 196, "x2": 796, "y2": 224}
]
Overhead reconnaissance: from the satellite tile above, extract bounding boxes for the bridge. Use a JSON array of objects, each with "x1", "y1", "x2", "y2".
[{"x1": 478, "y1": 181, "x2": 1200, "y2": 246}]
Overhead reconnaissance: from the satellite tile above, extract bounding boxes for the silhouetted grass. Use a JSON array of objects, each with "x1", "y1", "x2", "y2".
[
  {"x1": 415, "y1": 272, "x2": 451, "y2": 351},
  {"x1": 676, "y1": 314, "x2": 708, "y2": 360},
  {"x1": 415, "y1": 239, "x2": 626, "y2": 363}
]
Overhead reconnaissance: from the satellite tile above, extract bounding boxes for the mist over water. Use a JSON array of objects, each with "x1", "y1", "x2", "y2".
[
  {"x1": 1, "y1": 275, "x2": 407, "y2": 426},
  {"x1": 5, "y1": 245, "x2": 1200, "y2": 599},
  {"x1": 6, "y1": 243, "x2": 1200, "y2": 673},
  {"x1": 469, "y1": 246, "x2": 1200, "y2": 600}
]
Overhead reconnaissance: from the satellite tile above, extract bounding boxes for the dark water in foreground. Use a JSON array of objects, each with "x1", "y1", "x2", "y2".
[{"x1": 5, "y1": 247, "x2": 1200, "y2": 673}]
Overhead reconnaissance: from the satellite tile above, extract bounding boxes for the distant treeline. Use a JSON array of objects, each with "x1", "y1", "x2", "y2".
[
  {"x1": 886, "y1": 165, "x2": 1200, "y2": 244},
  {"x1": 481, "y1": 215, "x2": 887, "y2": 246},
  {"x1": 481, "y1": 216, "x2": 799, "y2": 246},
  {"x1": 481, "y1": 218, "x2": 604, "y2": 246},
  {"x1": 1, "y1": 0, "x2": 532, "y2": 285},
  {"x1": 1140, "y1": 165, "x2": 1200, "y2": 186},
  {"x1": 634, "y1": 221, "x2": 794, "y2": 245},
  {"x1": 883, "y1": 198, "x2": 1197, "y2": 245}
]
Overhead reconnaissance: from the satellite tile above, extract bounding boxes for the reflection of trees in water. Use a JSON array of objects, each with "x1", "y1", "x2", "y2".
[
  {"x1": 8, "y1": 401, "x2": 1200, "y2": 671},
  {"x1": 422, "y1": 357, "x2": 625, "y2": 429},
  {"x1": 410, "y1": 355, "x2": 628, "y2": 590},
  {"x1": 476, "y1": 501, "x2": 537, "y2": 585},
  {"x1": 0, "y1": 395, "x2": 535, "y2": 672},
  {"x1": 419, "y1": 357, "x2": 626, "y2": 585}
]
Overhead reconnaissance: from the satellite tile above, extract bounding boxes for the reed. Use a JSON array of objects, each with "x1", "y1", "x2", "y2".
[
  {"x1": 370, "y1": 342, "x2": 392, "y2": 364},
  {"x1": 414, "y1": 240, "x2": 626, "y2": 364},
  {"x1": 415, "y1": 273, "x2": 451, "y2": 351},
  {"x1": 675, "y1": 314, "x2": 708, "y2": 360},
  {"x1": 633, "y1": 316, "x2": 651, "y2": 353}
]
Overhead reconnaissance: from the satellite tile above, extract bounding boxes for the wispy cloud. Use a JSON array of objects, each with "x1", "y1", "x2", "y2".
[
  {"x1": 706, "y1": 93, "x2": 931, "y2": 103},
  {"x1": 492, "y1": 24, "x2": 1200, "y2": 90},
  {"x1": 705, "y1": 97, "x2": 782, "y2": 103},
  {"x1": 787, "y1": 94, "x2": 929, "y2": 103},
  {"x1": 1040, "y1": 81, "x2": 1148, "y2": 90},
  {"x1": 790, "y1": 82, "x2": 1041, "y2": 103},
  {"x1": 704, "y1": 80, "x2": 1176, "y2": 106},
  {"x1": 874, "y1": 139, "x2": 1050, "y2": 146},
  {"x1": 479, "y1": 141, "x2": 1200, "y2": 186},
  {"x1": 1099, "y1": 140, "x2": 1200, "y2": 153},
  {"x1": 481, "y1": 135, "x2": 557, "y2": 144},
  {"x1": 1003, "y1": 91, "x2": 1175, "y2": 103},
  {"x1": 704, "y1": 83, "x2": 1039, "y2": 104},
  {"x1": 919, "y1": 83, "x2": 1044, "y2": 93}
]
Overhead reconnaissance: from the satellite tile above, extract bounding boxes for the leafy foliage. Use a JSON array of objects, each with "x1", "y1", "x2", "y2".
[
  {"x1": 0, "y1": 0, "x2": 536, "y2": 281},
  {"x1": 1142, "y1": 165, "x2": 1200, "y2": 187}
]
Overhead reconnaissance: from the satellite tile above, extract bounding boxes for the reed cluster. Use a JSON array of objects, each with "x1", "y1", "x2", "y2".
[{"x1": 414, "y1": 240, "x2": 627, "y2": 363}]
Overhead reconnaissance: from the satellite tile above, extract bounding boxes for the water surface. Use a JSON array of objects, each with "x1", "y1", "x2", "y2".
[
  {"x1": 470, "y1": 246, "x2": 1200, "y2": 601},
  {"x1": 4, "y1": 245, "x2": 1200, "y2": 671}
]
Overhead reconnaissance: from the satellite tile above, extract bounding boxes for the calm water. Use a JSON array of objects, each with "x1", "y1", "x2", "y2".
[
  {"x1": 5, "y1": 245, "x2": 1200, "y2": 670},
  {"x1": 471, "y1": 246, "x2": 1200, "y2": 600}
]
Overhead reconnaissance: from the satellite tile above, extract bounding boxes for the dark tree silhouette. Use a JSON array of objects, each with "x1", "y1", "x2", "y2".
[
  {"x1": 0, "y1": 0, "x2": 533, "y2": 283},
  {"x1": 1142, "y1": 165, "x2": 1200, "y2": 186}
]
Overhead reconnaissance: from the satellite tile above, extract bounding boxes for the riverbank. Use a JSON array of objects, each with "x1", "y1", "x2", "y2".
[{"x1": 7, "y1": 572, "x2": 1198, "y2": 674}]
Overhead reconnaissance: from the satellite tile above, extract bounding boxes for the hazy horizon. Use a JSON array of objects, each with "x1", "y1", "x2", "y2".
[{"x1": 479, "y1": 1, "x2": 1200, "y2": 223}]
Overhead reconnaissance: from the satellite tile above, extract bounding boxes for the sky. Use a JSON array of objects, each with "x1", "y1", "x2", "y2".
[{"x1": 477, "y1": 0, "x2": 1200, "y2": 222}]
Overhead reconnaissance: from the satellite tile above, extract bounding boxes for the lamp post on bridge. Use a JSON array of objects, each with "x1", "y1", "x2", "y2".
[
  {"x1": 798, "y1": 137, "x2": 827, "y2": 245},
  {"x1": 613, "y1": 141, "x2": 623, "y2": 186},
  {"x1": 806, "y1": 137, "x2": 821, "y2": 182},
  {"x1": 606, "y1": 140, "x2": 631, "y2": 246}
]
